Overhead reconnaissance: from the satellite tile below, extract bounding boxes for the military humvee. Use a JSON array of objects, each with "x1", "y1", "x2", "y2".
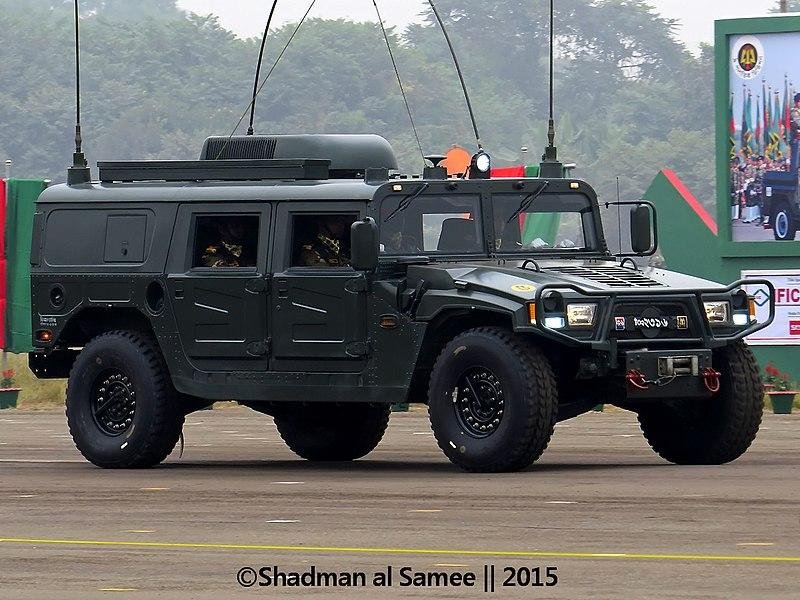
[
  {"x1": 29, "y1": 134, "x2": 774, "y2": 472},
  {"x1": 763, "y1": 169, "x2": 799, "y2": 240}
]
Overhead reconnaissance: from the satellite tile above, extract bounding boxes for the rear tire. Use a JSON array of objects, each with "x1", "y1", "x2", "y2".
[
  {"x1": 274, "y1": 403, "x2": 390, "y2": 461},
  {"x1": 66, "y1": 331, "x2": 184, "y2": 469},
  {"x1": 428, "y1": 327, "x2": 558, "y2": 472},
  {"x1": 772, "y1": 200, "x2": 797, "y2": 240},
  {"x1": 638, "y1": 341, "x2": 763, "y2": 465}
]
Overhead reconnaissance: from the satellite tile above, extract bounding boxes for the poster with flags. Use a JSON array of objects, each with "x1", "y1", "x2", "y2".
[{"x1": 729, "y1": 32, "x2": 799, "y2": 242}]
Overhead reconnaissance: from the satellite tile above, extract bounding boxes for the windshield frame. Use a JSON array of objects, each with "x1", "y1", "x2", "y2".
[{"x1": 372, "y1": 178, "x2": 610, "y2": 263}]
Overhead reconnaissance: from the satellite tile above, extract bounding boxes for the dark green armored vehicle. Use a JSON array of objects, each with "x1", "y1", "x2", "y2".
[{"x1": 29, "y1": 134, "x2": 774, "y2": 472}]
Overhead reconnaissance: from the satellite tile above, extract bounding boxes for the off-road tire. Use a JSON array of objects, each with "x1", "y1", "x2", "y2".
[
  {"x1": 637, "y1": 341, "x2": 763, "y2": 465},
  {"x1": 772, "y1": 200, "x2": 797, "y2": 241},
  {"x1": 274, "y1": 403, "x2": 391, "y2": 461},
  {"x1": 428, "y1": 327, "x2": 558, "y2": 472},
  {"x1": 66, "y1": 330, "x2": 184, "y2": 468}
]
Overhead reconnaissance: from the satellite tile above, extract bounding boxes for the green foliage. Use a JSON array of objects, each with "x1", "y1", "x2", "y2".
[{"x1": 1, "y1": 0, "x2": 715, "y2": 224}]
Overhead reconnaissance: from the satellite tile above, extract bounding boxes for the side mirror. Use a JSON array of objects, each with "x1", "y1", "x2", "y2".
[
  {"x1": 630, "y1": 204, "x2": 653, "y2": 254},
  {"x1": 351, "y1": 217, "x2": 379, "y2": 271}
]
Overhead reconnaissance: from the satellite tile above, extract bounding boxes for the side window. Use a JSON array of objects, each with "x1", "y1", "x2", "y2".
[
  {"x1": 192, "y1": 215, "x2": 260, "y2": 269},
  {"x1": 290, "y1": 213, "x2": 358, "y2": 267}
]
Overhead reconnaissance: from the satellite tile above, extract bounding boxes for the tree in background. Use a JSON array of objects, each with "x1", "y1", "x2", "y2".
[{"x1": 0, "y1": 0, "x2": 717, "y2": 225}]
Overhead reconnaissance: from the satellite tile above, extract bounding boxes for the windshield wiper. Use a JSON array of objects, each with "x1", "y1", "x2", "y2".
[
  {"x1": 384, "y1": 183, "x2": 429, "y2": 222},
  {"x1": 506, "y1": 181, "x2": 550, "y2": 224}
]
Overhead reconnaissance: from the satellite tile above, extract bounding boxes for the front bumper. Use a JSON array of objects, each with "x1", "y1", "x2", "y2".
[{"x1": 520, "y1": 278, "x2": 775, "y2": 356}]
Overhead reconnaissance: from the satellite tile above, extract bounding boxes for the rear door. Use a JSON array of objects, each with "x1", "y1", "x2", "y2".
[{"x1": 166, "y1": 203, "x2": 271, "y2": 369}]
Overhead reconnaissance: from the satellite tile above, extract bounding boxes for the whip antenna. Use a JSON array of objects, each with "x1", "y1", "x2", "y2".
[
  {"x1": 247, "y1": 0, "x2": 279, "y2": 136},
  {"x1": 372, "y1": 0, "x2": 425, "y2": 164},
  {"x1": 68, "y1": 0, "x2": 91, "y2": 185},
  {"x1": 215, "y1": 0, "x2": 317, "y2": 159},
  {"x1": 539, "y1": 0, "x2": 563, "y2": 178},
  {"x1": 427, "y1": 0, "x2": 482, "y2": 150}
]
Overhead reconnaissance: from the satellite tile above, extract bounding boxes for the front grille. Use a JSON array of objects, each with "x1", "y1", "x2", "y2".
[
  {"x1": 611, "y1": 302, "x2": 696, "y2": 340},
  {"x1": 545, "y1": 265, "x2": 663, "y2": 288}
]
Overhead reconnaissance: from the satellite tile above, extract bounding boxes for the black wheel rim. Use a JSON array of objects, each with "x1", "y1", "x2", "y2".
[
  {"x1": 90, "y1": 369, "x2": 136, "y2": 436},
  {"x1": 452, "y1": 367, "x2": 505, "y2": 438}
]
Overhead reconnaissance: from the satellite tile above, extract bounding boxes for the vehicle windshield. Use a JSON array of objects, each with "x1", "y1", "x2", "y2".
[
  {"x1": 379, "y1": 194, "x2": 484, "y2": 255},
  {"x1": 491, "y1": 193, "x2": 598, "y2": 253}
]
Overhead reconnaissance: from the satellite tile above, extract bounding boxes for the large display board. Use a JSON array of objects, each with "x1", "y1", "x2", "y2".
[{"x1": 715, "y1": 16, "x2": 800, "y2": 258}]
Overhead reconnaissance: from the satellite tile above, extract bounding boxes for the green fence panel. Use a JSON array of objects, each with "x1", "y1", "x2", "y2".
[{"x1": 5, "y1": 179, "x2": 46, "y2": 353}]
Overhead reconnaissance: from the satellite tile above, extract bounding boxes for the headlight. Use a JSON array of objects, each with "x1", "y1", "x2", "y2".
[
  {"x1": 566, "y1": 303, "x2": 597, "y2": 327},
  {"x1": 703, "y1": 301, "x2": 730, "y2": 325}
]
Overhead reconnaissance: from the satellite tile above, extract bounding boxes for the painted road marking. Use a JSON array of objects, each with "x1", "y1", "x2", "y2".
[
  {"x1": 272, "y1": 481, "x2": 304, "y2": 485},
  {"x1": 545, "y1": 501, "x2": 577, "y2": 505},
  {"x1": 409, "y1": 509, "x2": 442, "y2": 513},
  {"x1": 99, "y1": 588, "x2": 137, "y2": 592},
  {"x1": 412, "y1": 432, "x2": 432, "y2": 436},
  {"x1": 1, "y1": 538, "x2": 798, "y2": 564},
  {"x1": 738, "y1": 542, "x2": 775, "y2": 547},
  {"x1": 266, "y1": 520, "x2": 300, "y2": 524},
  {"x1": 140, "y1": 488, "x2": 169, "y2": 492},
  {"x1": 123, "y1": 530, "x2": 156, "y2": 534}
]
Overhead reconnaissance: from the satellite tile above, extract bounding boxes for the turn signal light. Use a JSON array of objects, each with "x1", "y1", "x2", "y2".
[
  {"x1": 528, "y1": 303, "x2": 537, "y2": 324},
  {"x1": 748, "y1": 297, "x2": 757, "y2": 323}
]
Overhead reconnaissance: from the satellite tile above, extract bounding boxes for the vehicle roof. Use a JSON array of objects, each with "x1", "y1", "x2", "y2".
[{"x1": 37, "y1": 178, "x2": 380, "y2": 204}]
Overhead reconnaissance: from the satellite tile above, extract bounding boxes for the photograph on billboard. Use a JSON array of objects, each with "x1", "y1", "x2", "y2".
[{"x1": 729, "y1": 32, "x2": 800, "y2": 242}]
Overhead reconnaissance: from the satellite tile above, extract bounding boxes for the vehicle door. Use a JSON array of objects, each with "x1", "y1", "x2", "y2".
[
  {"x1": 166, "y1": 203, "x2": 271, "y2": 370},
  {"x1": 270, "y1": 203, "x2": 368, "y2": 368}
]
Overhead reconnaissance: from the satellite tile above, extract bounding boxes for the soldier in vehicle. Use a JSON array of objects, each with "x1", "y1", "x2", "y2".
[
  {"x1": 201, "y1": 217, "x2": 256, "y2": 268},
  {"x1": 299, "y1": 215, "x2": 353, "y2": 267},
  {"x1": 791, "y1": 93, "x2": 800, "y2": 175}
]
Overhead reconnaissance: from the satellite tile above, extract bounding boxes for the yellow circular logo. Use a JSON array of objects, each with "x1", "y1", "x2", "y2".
[{"x1": 511, "y1": 284, "x2": 536, "y2": 292}]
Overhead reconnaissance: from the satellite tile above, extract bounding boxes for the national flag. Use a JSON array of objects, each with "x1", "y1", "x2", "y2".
[
  {"x1": 729, "y1": 92, "x2": 736, "y2": 158},
  {"x1": 741, "y1": 87, "x2": 751, "y2": 156},
  {"x1": 785, "y1": 76, "x2": 792, "y2": 142},
  {"x1": 755, "y1": 96, "x2": 763, "y2": 154}
]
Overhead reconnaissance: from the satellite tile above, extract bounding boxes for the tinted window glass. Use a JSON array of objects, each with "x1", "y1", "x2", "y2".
[
  {"x1": 192, "y1": 215, "x2": 259, "y2": 268},
  {"x1": 492, "y1": 193, "x2": 597, "y2": 253},
  {"x1": 380, "y1": 194, "x2": 483, "y2": 255}
]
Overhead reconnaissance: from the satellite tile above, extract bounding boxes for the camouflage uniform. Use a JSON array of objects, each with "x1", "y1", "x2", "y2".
[
  {"x1": 202, "y1": 240, "x2": 246, "y2": 268},
  {"x1": 300, "y1": 233, "x2": 350, "y2": 267},
  {"x1": 791, "y1": 105, "x2": 800, "y2": 175}
]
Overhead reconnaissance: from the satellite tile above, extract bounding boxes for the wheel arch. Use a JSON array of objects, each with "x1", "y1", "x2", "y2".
[
  {"x1": 406, "y1": 308, "x2": 514, "y2": 405},
  {"x1": 57, "y1": 307, "x2": 157, "y2": 347}
]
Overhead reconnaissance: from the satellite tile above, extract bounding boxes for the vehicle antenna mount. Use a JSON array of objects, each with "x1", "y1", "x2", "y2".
[
  {"x1": 247, "y1": 0, "x2": 279, "y2": 136},
  {"x1": 539, "y1": 0, "x2": 563, "y2": 179},
  {"x1": 67, "y1": 0, "x2": 91, "y2": 186}
]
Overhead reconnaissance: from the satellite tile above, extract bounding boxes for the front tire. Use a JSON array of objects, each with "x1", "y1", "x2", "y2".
[
  {"x1": 638, "y1": 341, "x2": 764, "y2": 465},
  {"x1": 66, "y1": 331, "x2": 184, "y2": 468},
  {"x1": 772, "y1": 201, "x2": 797, "y2": 240},
  {"x1": 428, "y1": 328, "x2": 558, "y2": 472},
  {"x1": 274, "y1": 403, "x2": 390, "y2": 461}
]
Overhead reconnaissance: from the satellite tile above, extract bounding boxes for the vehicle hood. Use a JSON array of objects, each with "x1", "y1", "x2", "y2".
[{"x1": 406, "y1": 259, "x2": 727, "y2": 301}]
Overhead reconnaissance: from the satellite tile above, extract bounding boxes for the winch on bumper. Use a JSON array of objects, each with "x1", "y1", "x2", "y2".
[{"x1": 623, "y1": 349, "x2": 719, "y2": 398}]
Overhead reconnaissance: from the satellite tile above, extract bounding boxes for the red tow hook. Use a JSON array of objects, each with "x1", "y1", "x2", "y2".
[
  {"x1": 626, "y1": 369, "x2": 649, "y2": 390},
  {"x1": 701, "y1": 367, "x2": 722, "y2": 393}
]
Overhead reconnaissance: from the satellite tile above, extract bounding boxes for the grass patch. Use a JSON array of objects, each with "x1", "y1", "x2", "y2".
[{"x1": 3, "y1": 352, "x2": 65, "y2": 410}]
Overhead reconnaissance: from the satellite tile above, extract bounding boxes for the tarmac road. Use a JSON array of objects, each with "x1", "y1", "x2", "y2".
[{"x1": 0, "y1": 406, "x2": 798, "y2": 599}]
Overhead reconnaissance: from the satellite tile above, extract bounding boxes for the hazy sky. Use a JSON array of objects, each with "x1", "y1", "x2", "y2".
[{"x1": 176, "y1": 1, "x2": 790, "y2": 53}]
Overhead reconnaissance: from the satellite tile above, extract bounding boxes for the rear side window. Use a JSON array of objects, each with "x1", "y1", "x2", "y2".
[{"x1": 192, "y1": 215, "x2": 259, "y2": 268}]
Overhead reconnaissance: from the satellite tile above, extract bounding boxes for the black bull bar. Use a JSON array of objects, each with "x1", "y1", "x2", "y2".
[{"x1": 529, "y1": 278, "x2": 776, "y2": 356}]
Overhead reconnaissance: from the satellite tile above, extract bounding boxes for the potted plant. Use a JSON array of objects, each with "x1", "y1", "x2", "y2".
[
  {"x1": 0, "y1": 369, "x2": 21, "y2": 410},
  {"x1": 763, "y1": 362, "x2": 779, "y2": 392},
  {"x1": 766, "y1": 371, "x2": 796, "y2": 415}
]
